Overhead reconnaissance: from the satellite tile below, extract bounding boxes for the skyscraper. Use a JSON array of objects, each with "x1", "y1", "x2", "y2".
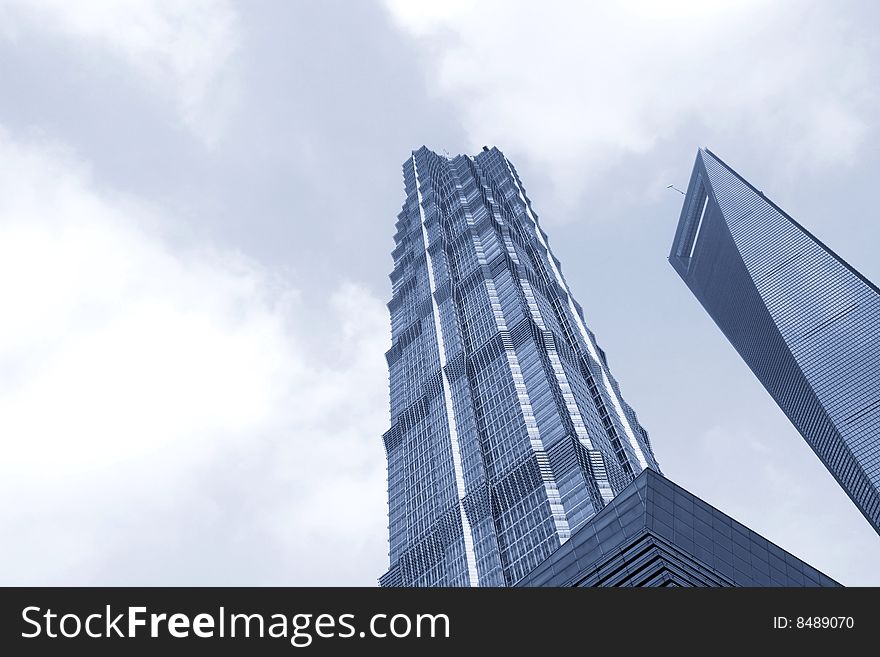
[
  {"x1": 380, "y1": 146, "x2": 659, "y2": 587},
  {"x1": 669, "y1": 147, "x2": 880, "y2": 535}
]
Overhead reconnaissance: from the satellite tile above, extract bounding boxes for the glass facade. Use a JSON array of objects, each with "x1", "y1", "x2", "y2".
[
  {"x1": 380, "y1": 146, "x2": 659, "y2": 587},
  {"x1": 518, "y1": 469, "x2": 839, "y2": 587},
  {"x1": 670, "y1": 148, "x2": 880, "y2": 535}
]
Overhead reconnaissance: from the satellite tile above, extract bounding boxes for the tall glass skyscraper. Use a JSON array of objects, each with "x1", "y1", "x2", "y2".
[
  {"x1": 379, "y1": 146, "x2": 659, "y2": 587},
  {"x1": 669, "y1": 148, "x2": 880, "y2": 536}
]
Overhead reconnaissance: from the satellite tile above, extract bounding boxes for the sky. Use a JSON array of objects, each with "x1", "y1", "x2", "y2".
[{"x1": 1, "y1": 0, "x2": 878, "y2": 586}]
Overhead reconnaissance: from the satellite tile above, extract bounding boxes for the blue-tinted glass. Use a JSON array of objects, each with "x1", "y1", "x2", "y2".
[
  {"x1": 380, "y1": 147, "x2": 659, "y2": 587},
  {"x1": 669, "y1": 148, "x2": 880, "y2": 536},
  {"x1": 518, "y1": 470, "x2": 837, "y2": 587}
]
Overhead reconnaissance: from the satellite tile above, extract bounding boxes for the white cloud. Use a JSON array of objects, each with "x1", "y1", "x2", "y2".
[
  {"x1": 385, "y1": 0, "x2": 878, "y2": 211},
  {"x1": 0, "y1": 128, "x2": 390, "y2": 584},
  {"x1": 0, "y1": 0, "x2": 240, "y2": 144}
]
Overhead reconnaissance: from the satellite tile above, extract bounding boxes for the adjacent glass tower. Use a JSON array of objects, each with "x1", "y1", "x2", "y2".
[
  {"x1": 380, "y1": 146, "x2": 659, "y2": 587},
  {"x1": 670, "y1": 148, "x2": 880, "y2": 535}
]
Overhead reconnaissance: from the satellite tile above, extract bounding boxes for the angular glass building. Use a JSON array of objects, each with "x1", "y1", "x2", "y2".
[
  {"x1": 669, "y1": 148, "x2": 880, "y2": 535},
  {"x1": 518, "y1": 469, "x2": 839, "y2": 587},
  {"x1": 380, "y1": 146, "x2": 659, "y2": 587}
]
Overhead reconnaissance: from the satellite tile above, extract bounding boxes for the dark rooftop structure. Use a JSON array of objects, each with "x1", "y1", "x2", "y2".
[{"x1": 517, "y1": 469, "x2": 839, "y2": 587}]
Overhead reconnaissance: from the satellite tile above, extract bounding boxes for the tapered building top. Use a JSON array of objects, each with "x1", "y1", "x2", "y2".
[
  {"x1": 381, "y1": 146, "x2": 658, "y2": 587},
  {"x1": 670, "y1": 148, "x2": 880, "y2": 535}
]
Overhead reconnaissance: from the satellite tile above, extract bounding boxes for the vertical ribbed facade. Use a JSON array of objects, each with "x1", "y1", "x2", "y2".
[
  {"x1": 380, "y1": 146, "x2": 659, "y2": 587},
  {"x1": 670, "y1": 148, "x2": 880, "y2": 535}
]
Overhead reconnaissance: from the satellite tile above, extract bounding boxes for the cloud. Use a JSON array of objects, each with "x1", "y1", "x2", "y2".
[
  {"x1": 385, "y1": 0, "x2": 878, "y2": 210},
  {"x1": 0, "y1": 0, "x2": 240, "y2": 144},
  {"x1": 0, "y1": 128, "x2": 390, "y2": 584}
]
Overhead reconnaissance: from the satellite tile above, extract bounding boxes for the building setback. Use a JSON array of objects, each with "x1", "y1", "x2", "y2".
[
  {"x1": 669, "y1": 148, "x2": 880, "y2": 536},
  {"x1": 518, "y1": 469, "x2": 839, "y2": 587}
]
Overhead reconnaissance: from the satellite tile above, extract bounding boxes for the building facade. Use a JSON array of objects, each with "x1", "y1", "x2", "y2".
[
  {"x1": 518, "y1": 469, "x2": 839, "y2": 587},
  {"x1": 380, "y1": 146, "x2": 659, "y2": 587},
  {"x1": 669, "y1": 148, "x2": 880, "y2": 535}
]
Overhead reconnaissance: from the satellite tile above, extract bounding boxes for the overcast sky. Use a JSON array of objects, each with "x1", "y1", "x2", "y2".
[{"x1": 1, "y1": 0, "x2": 878, "y2": 586}]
